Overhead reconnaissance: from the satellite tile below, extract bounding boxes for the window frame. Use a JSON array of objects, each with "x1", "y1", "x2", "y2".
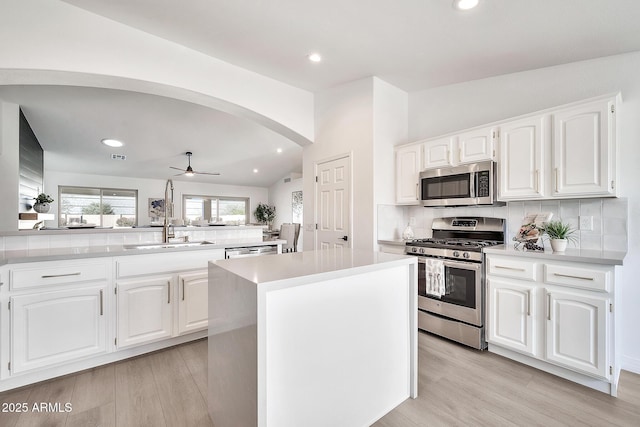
[
  {"x1": 58, "y1": 185, "x2": 138, "y2": 228},
  {"x1": 182, "y1": 194, "x2": 250, "y2": 225}
]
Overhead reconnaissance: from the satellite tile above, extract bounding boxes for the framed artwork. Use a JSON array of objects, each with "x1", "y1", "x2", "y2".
[
  {"x1": 149, "y1": 198, "x2": 165, "y2": 218},
  {"x1": 292, "y1": 191, "x2": 303, "y2": 223}
]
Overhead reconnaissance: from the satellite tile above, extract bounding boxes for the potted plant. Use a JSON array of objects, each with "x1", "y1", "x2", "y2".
[
  {"x1": 541, "y1": 220, "x2": 577, "y2": 252},
  {"x1": 33, "y1": 193, "x2": 54, "y2": 213},
  {"x1": 254, "y1": 203, "x2": 276, "y2": 230}
]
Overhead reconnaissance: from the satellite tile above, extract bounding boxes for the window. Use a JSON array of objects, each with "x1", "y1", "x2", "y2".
[
  {"x1": 59, "y1": 186, "x2": 137, "y2": 227},
  {"x1": 183, "y1": 195, "x2": 249, "y2": 225}
]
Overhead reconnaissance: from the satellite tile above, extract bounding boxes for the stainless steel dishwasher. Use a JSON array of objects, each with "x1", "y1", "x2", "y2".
[{"x1": 225, "y1": 245, "x2": 277, "y2": 259}]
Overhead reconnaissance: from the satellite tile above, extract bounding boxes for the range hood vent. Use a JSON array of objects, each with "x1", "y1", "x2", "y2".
[{"x1": 283, "y1": 172, "x2": 302, "y2": 183}]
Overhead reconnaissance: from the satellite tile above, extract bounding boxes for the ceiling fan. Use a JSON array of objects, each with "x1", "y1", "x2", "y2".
[{"x1": 170, "y1": 151, "x2": 220, "y2": 177}]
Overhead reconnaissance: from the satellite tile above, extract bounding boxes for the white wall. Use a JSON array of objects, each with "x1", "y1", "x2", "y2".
[
  {"x1": 45, "y1": 171, "x2": 269, "y2": 227},
  {"x1": 268, "y1": 174, "x2": 304, "y2": 249},
  {"x1": 0, "y1": 0, "x2": 314, "y2": 145},
  {"x1": 0, "y1": 102, "x2": 20, "y2": 232},
  {"x1": 303, "y1": 78, "x2": 374, "y2": 251},
  {"x1": 408, "y1": 51, "x2": 640, "y2": 373}
]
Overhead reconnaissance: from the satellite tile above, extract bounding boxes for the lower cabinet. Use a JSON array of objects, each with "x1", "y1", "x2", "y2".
[
  {"x1": 11, "y1": 285, "x2": 108, "y2": 374},
  {"x1": 116, "y1": 276, "x2": 174, "y2": 348},
  {"x1": 486, "y1": 254, "x2": 617, "y2": 394},
  {"x1": 178, "y1": 271, "x2": 209, "y2": 335}
]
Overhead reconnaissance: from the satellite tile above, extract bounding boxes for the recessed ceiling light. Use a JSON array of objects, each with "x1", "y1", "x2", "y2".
[
  {"x1": 253, "y1": 169, "x2": 259, "y2": 173},
  {"x1": 453, "y1": 0, "x2": 479, "y2": 10},
  {"x1": 308, "y1": 53, "x2": 322, "y2": 63},
  {"x1": 276, "y1": 148, "x2": 283, "y2": 153},
  {"x1": 101, "y1": 138, "x2": 124, "y2": 148}
]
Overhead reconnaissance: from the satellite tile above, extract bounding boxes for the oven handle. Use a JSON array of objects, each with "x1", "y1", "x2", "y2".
[{"x1": 416, "y1": 257, "x2": 481, "y2": 271}]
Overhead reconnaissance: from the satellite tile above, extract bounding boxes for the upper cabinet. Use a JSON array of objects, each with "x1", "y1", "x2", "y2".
[
  {"x1": 552, "y1": 99, "x2": 616, "y2": 197},
  {"x1": 395, "y1": 144, "x2": 422, "y2": 204},
  {"x1": 422, "y1": 128, "x2": 496, "y2": 169}
]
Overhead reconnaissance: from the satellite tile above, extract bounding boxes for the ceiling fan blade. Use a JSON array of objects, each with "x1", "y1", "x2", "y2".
[
  {"x1": 169, "y1": 166, "x2": 184, "y2": 171},
  {"x1": 195, "y1": 171, "x2": 221, "y2": 176}
]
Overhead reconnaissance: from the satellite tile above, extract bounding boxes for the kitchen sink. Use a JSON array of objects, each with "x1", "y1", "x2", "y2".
[{"x1": 123, "y1": 240, "x2": 216, "y2": 250}]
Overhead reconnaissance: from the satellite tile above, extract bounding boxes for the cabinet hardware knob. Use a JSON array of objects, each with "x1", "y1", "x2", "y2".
[
  {"x1": 99, "y1": 289, "x2": 104, "y2": 316},
  {"x1": 182, "y1": 279, "x2": 185, "y2": 301},
  {"x1": 168, "y1": 281, "x2": 171, "y2": 304},
  {"x1": 41, "y1": 272, "x2": 81, "y2": 279},
  {"x1": 495, "y1": 265, "x2": 525, "y2": 272},
  {"x1": 547, "y1": 294, "x2": 552, "y2": 321},
  {"x1": 553, "y1": 273, "x2": 594, "y2": 281},
  {"x1": 526, "y1": 290, "x2": 531, "y2": 316}
]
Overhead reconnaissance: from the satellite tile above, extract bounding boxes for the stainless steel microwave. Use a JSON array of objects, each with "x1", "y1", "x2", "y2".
[{"x1": 419, "y1": 161, "x2": 502, "y2": 207}]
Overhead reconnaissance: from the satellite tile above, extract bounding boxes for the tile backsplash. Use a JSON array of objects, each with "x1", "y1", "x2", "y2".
[{"x1": 378, "y1": 198, "x2": 628, "y2": 252}]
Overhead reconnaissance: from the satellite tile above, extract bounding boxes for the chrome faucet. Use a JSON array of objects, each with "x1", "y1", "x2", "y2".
[{"x1": 162, "y1": 179, "x2": 175, "y2": 243}]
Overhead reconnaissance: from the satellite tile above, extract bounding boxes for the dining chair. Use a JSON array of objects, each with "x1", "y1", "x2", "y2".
[
  {"x1": 280, "y1": 223, "x2": 296, "y2": 253},
  {"x1": 292, "y1": 223, "x2": 301, "y2": 252}
]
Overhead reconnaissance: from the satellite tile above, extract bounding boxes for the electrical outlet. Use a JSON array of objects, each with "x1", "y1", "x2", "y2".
[
  {"x1": 409, "y1": 217, "x2": 416, "y2": 226},
  {"x1": 579, "y1": 216, "x2": 593, "y2": 231}
]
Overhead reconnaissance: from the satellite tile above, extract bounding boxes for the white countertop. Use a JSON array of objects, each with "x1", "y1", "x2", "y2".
[
  {"x1": 484, "y1": 244, "x2": 626, "y2": 266},
  {"x1": 378, "y1": 239, "x2": 411, "y2": 247},
  {"x1": 0, "y1": 225, "x2": 264, "y2": 237},
  {"x1": 213, "y1": 248, "x2": 416, "y2": 285},
  {"x1": 0, "y1": 239, "x2": 285, "y2": 266}
]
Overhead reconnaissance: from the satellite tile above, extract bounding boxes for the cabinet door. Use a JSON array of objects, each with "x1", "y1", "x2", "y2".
[
  {"x1": 395, "y1": 144, "x2": 421, "y2": 204},
  {"x1": 117, "y1": 276, "x2": 173, "y2": 348},
  {"x1": 423, "y1": 137, "x2": 453, "y2": 168},
  {"x1": 178, "y1": 271, "x2": 208, "y2": 335},
  {"x1": 11, "y1": 285, "x2": 107, "y2": 374},
  {"x1": 457, "y1": 127, "x2": 495, "y2": 164},
  {"x1": 487, "y1": 278, "x2": 536, "y2": 356},
  {"x1": 552, "y1": 99, "x2": 615, "y2": 197},
  {"x1": 545, "y1": 289, "x2": 608, "y2": 378},
  {"x1": 498, "y1": 116, "x2": 546, "y2": 200}
]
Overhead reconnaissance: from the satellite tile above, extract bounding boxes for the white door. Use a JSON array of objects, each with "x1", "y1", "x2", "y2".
[
  {"x1": 117, "y1": 276, "x2": 173, "y2": 348},
  {"x1": 11, "y1": 285, "x2": 107, "y2": 374},
  {"x1": 545, "y1": 289, "x2": 608, "y2": 378},
  {"x1": 552, "y1": 99, "x2": 615, "y2": 197},
  {"x1": 487, "y1": 279, "x2": 536, "y2": 357},
  {"x1": 395, "y1": 145, "x2": 421, "y2": 204},
  {"x1": 457, "y1": 127, "x2": 495, "y2": 164},
  {"x1": 177, "y1": 271, "x2": 208, "y2": 335},
  {"x1": 498, "y1": 116, "x2": 546, "y2": 200},
  {"x1": 423, "y1": 137, "x2": 453, "y2": 168},
  {"x1": 316, "y1": 155, "x2": 351, "y2": 251}
]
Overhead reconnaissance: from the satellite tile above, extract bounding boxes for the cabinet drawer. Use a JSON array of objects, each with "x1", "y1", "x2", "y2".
[
  {"x1": 116, "y1": 249, "x2": 224, "y2": 278},
  {"x1": 544, "y1": 264, "x2": 610, "y2": 292},
  {"x1": 11, "y1": 259, "x2": 109, "y2": 290},
  {"x1": 487, "y1": 257, "x2": 537, "y2": 281}
]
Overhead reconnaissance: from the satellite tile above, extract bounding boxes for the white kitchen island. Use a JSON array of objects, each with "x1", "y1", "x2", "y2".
[{"x1": 207, "y1": 249, "x2": 418, "y2": 427}]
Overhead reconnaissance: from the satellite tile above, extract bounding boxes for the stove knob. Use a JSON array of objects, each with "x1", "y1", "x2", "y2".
[
  {"x1": 463, "y1": 252, "x2": 470, "y2": 259},
  {"x1": 420, "y1": 248, "x2": 425, "y2": 254},
  {"x1": 412, "y1": 247, "x2": 418, "y2": 253},
  {"x1": 453, "y1": 251, "x2": 460, "y2": 257}
]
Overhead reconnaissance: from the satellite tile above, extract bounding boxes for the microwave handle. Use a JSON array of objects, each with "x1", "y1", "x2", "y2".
[{"x1": 470, "y1": 172, "x2": 476, "y2": 198}]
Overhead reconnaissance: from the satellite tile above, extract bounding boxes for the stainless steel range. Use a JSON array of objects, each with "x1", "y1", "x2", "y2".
[{"x1": 405, "y1": 217, "x2": 505, "y2": 350}]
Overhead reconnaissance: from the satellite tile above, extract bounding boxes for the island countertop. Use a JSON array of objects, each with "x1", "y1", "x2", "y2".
[{"x1": 213, "y1": 248, "x2": 416, "y2": 286}]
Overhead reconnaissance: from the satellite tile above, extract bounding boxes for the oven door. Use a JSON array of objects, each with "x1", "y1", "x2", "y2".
[{"x1": 417, "y1": 257, "x2": 483, "y2": 326}]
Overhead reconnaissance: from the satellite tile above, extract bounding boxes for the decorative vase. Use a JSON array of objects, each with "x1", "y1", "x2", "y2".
[
  {"x1": 550, "y1": 238, "x2": 568, "y2": 252},
  {"x1": 33, "y1": 202, "x2": 50, "y2": 213},
  {"x1": 402, "y1": 224, "x2": 414, "y2": 240}
]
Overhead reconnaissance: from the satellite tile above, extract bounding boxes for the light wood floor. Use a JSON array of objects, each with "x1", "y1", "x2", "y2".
[{"x1": 1, "y1": 333, "x2": 639, "y2": 427}]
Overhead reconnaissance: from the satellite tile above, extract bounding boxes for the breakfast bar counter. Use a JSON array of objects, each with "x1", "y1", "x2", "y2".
[{"x1": 207, "y1": 249, "x2": 418, "y2": 427}]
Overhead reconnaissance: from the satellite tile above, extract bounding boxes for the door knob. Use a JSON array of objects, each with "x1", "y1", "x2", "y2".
[{"x1": 340, "y1": 236, "x2": 348, "y2": 241}]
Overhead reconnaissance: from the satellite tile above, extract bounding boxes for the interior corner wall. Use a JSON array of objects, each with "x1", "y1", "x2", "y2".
[
  {"x1": 302, "y1": 78, "x2": 374, "y2": 251},
  {"x1": 0, "y1": 102, "x2": 20, "y2": 232},
  {"x1": 407, "y1": 51, "x2": 640, "y2": 373},
  {"x1": 372, "y1": 78, "x2": 408, "y2": 248}
]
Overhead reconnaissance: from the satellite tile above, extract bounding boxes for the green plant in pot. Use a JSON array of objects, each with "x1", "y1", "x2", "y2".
[
  {"x1": 541, "y1": 220, "x2": 577, "y2": 252},
  {"x1": 254, "y1": 203, "x2": 276, "y2": 230},
  {"x1": 33, "y1": 193, "x2": 54, "y2": 214}
]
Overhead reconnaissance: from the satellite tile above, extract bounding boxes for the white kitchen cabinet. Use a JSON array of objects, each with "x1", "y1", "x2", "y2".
[
  {"x1": 545, "y1": 289, "x2": 608, "y2": 379},
  {"x1": 457, "y1": 127, "x2": 496, "y2": 164},
  {"x1": 487, "y1": 278, "x2": 536, "y2": 357},
  {"x1": 486, "y1": 253, "x2": 618, "y2": 395},
  {"x1": 116, "y1": 275, "x2": 174, "y2": 348},
  {"x1": 10, "y1": 285, "x2": 107, "y2": 374},
  {"x1": 395, "y1": 144, "x2": 422, "y2": 204},
  {"x1": 552, "y1": 98, "x2": 616, "y2": 197},
  {"x1": 423, "y1": 137, "x2": 453, "y2": 169},
  {"x1": 498, "y1": 115, "x2": 546, "y2": 200},
  {"x1": 177, "y1": 270, "x2": 209, "y2": 335}
]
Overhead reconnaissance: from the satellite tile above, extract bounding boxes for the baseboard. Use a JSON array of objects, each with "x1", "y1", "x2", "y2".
[{"x1": 622, "y1": 355, "x2": 640, "y2": 375}]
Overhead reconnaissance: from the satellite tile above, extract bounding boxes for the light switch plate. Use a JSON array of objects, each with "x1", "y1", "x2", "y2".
[{"x1": 579, "y1": 216, "x2": 593, "y2": 231}]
